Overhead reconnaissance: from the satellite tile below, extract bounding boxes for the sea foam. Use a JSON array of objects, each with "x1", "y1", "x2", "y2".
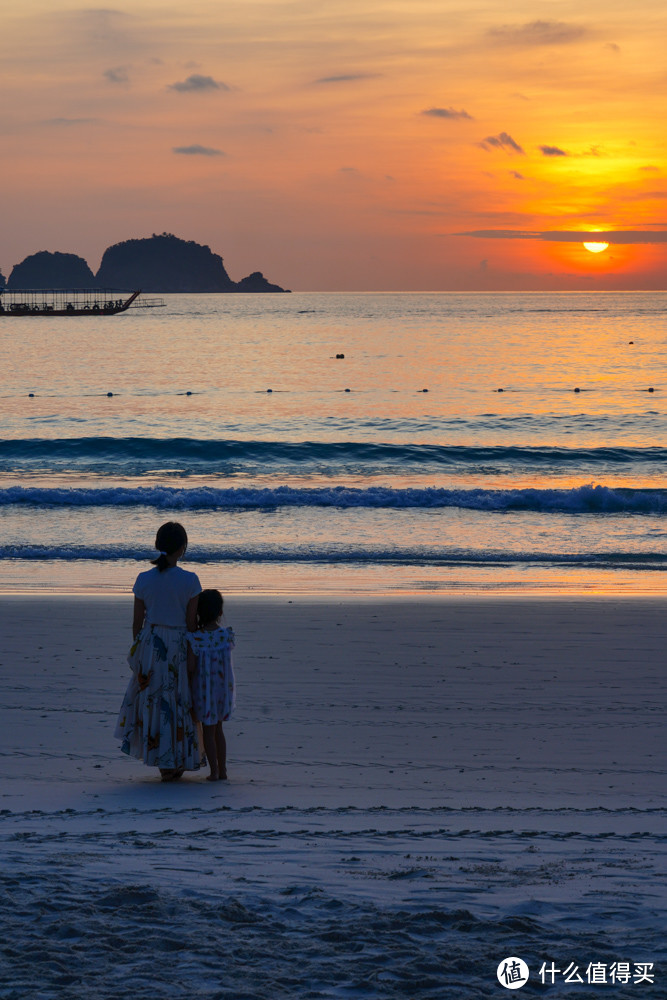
[{"x1": 1, "y1": 482, "x2": 666, "y2": 513}]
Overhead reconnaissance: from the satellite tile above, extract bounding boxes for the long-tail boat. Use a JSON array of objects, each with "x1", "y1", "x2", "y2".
[{"x1": 0, "y1": 288, "x2": 144, "y2": 316}]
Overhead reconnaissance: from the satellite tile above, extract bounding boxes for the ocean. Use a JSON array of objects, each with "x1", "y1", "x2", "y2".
[
  {"x1": 2, "y1": 294, "x2": 666, "y2": 998},
  {"x1": 1, "y1": 289, "x2": 667, "y2": 595}
]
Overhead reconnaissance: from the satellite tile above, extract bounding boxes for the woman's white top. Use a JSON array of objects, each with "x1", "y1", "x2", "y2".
[{"x1": 133, "y1": 566, "x2": 202, "y2": 627}]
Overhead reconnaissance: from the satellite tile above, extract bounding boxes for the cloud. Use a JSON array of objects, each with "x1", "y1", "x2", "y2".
[
  {"x1": 80, "y1": 8, "x2": 126, "y2": 15},
  {"x1": 488, "y1": 21, "x2": 587, "y2": 46},
  {"x1": 389, "y1": 209, "x2": 456, "y2": 217},
  {"x1": 480, "y1": 132, "x2": 525, "y2": 154},
  {"x1": 173, "y1": 144, "x2": 224, "y2": 156},
  {"x1": 57, "y1": 8, "x2": 135, "y2": 53},
  {"x1": 314, "y1": 73, "x2": 381, "y2": 84},
  {"x1": 421, "y1": 107, "x2": 473, "y2": 120},
  {"x1": 509, "y1": 171, "x2": 525, "y2": 180},
  {"x1": 65, "y1": 8, "x2": 129, "y2": 26},
  {"x1": 104, "y1": 66, "x2": 129, "y2": 84},
  {"x1": 41, "y1": 117, "x2": 100, "y2": 126},
  {"x1": 539, "y1": 145, "x2": 567, "y2": 157},
  {"x1": 456, "y1": 229, "x2": 667, "y2": 244},
  {"x1": 169, "y1": 74, "x2": 229, "y2": 93}
]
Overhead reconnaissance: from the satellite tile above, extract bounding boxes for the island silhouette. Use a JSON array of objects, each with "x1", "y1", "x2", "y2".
[{"x1": 4, "y1": 234, "x2": 289, "y2": 293}]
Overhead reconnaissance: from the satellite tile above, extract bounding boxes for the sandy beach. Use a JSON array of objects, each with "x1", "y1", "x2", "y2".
[{"x1": 0, "y1": 595, "x2": 664, "y2": 997}]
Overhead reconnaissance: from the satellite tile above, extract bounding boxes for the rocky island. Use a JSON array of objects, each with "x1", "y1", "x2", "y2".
[
  {"x1": 6, "y1": 234, "x2": 289, "y2": 293},
  {"x1": 8, "y1": 251, "x2": 96, "y2": 290}
]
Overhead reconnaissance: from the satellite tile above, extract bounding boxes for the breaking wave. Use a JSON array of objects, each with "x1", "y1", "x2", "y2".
[
  {"x1": 1, "y1": 436, "x2": 667, "y2": 472},
  {"x1": 2, "y1": 544, "x2": 666, "y2": 569},
  {"x1": 1, "y1": 482, "x2": 667, "y2": 513}
]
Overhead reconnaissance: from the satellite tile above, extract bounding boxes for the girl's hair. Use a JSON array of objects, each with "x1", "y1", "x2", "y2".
[
  {"x1": 197, "y1": 589, "x2": 223, "y2": 627},
  {"x1": 151, "y1": 522, "x2": 188, "y2": 573}
]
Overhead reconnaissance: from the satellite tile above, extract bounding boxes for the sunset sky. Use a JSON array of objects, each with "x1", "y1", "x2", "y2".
[{"x1": 2, "y1": 0, "x2": 667, "y2": 290}]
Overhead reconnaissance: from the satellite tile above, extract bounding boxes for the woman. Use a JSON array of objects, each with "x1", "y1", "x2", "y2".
[{"x1": 115, "y1": 521, "x2": 202, "y2": 780}]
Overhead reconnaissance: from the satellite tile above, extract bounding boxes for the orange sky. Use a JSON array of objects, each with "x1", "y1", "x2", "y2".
[{"x1": 1, "y1": 0, "x2": 666, "y2": 290}]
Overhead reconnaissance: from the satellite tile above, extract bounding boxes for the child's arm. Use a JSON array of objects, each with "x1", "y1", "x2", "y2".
[{"x1": 132, "y1": 597, "x2": 146, "y2": 639}]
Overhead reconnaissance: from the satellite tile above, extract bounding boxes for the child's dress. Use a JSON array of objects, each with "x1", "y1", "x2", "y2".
[
  {"x1": 188, "y1": 627, "x2": 236, "y2": 725},
  {"x1": 115, "y1": 565, "x2": 203, "y2": 770}
]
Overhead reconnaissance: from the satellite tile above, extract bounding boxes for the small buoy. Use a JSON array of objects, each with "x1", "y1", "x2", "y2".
[
  {"x1": 186, "y1": 390, "x2": 193, "y2": 396},
  {"x1": 648, "y1": 387, "x2": 655, "y2": 392},
  {"x1": 497, "y1": 388, "x2": 504, "y2": 393},
  {"x1": 107, "y1": 391, "x2": 114, "y2": 397},
  {"x1": 28, "y1": 392, "x2": 35, "y2": 398},
  {"x1": 421, "y1": 388, "x2": 429, "y2": 393},
  {"x1": 629, "y1": 341, "x2": 634, "y2": 345},
  {"x1": 336, "y1": 353, "x2": 345, "y2": 359},
  {"x1": 266, "y1": 388, "x2": 273, "y2": 393},
  {"x1": 344, "y1": 388, "x2": 351, "y2": 393},
  {"x1": 573, "y1": 387, "x2": 580, "y2": 393}
]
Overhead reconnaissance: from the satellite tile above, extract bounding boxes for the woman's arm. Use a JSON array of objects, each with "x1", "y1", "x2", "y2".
[
  {"x1": 186, "y1": 595, "x2": 199, "y2": 632},
  {"x1": 132, "y1": 597, "x2": 146, "y2": 639}
]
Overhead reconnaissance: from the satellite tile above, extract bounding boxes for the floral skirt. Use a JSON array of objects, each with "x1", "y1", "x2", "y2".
[{"x1": 114, "y1": 625, "x2": 202, "y2": 771}]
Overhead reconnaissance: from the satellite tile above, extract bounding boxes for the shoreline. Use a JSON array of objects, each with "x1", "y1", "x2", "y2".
[
  {"x1": 3, "y1": 588, "x2": 667, "y2": 599},
  {"x1": 3, "y1": 576, "x2": 667, "y2": 598}
]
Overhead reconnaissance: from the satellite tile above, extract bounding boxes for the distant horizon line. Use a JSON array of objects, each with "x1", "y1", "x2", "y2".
[{"x1": 2, "y1": 285, "x2": 665, "y2": 294}]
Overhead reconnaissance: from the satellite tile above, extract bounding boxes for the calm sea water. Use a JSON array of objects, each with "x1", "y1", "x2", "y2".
[{"x1": 1, "y1": 290, "x2": 667, "y2": 594}]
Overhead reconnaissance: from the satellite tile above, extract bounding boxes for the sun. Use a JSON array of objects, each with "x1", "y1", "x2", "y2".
[{"x1": 583, "y1": 241, "x2": 610, "y2": 253}]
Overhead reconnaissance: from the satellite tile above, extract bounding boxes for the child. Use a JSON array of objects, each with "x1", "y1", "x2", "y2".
[
  {"x1": 187, "y1": 589, "x2": 236, "y2": 781},
  {"x1": 115, "y1": 521, "x2": 203, "y2": 781}
]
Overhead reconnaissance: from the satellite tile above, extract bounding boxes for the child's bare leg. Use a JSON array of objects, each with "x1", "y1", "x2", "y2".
[
  {"x1": 202, "y1": 725, "x2": 219, "y2": 780},
  {"x1": 215, "y1": 723, "x2": 227, "y2": 779}
]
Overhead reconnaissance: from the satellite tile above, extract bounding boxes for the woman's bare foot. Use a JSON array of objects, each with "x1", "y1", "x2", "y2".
[{"x1": 206, "y1": 770, "x2": 219, "y2": 782}]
